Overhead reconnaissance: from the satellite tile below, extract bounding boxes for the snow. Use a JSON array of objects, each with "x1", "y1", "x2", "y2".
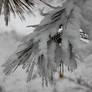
[
  {"x1": 0, "y1": 12, "x2": 43, "y2": 35},
  {"x1": 0, "y1": 31, "x2": 92, "y2": 92},
  {"x1": 0, "y1": 4, "x2": 92, "y2": 91}
]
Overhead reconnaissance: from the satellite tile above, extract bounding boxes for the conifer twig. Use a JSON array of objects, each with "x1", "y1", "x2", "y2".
[
  {"x1": 27, "y1": 24, "x2": 39, "y2": 27},
  {"x1": 39, "y1": 8, "x2": 49, "y2": 16},
  {"x1": 39, "y1": 0, "x2": 59, "y2": 9}
]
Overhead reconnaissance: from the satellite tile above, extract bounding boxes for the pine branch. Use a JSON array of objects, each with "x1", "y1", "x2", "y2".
[{"x1": 0, "y1": 0, "x2": 34, "y2": 25}]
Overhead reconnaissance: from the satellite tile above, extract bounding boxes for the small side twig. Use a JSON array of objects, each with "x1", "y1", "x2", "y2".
[
  {"x1": 39, "y1": 8, "x2": 49, "y2": 16},
  {"x1": 39, "y1": 0, "x2": 59, "y2": 9},
  {"x1": 26, "y1": 24, "x2": 39, "y2": 28}
]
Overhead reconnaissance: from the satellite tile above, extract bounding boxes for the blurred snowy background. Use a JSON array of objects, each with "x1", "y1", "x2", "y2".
[{"x1": 0, "y1": 0, "x2": 92, "y2": 92}]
